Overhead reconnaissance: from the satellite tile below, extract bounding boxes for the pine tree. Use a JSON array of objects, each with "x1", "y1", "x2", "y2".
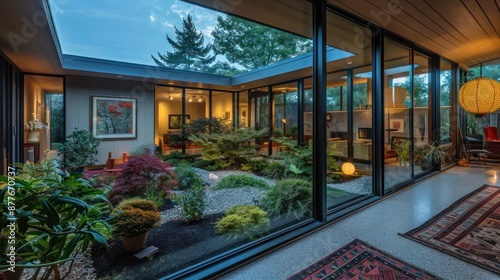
[{"x1": 152, "y1": 14, "x2": 215, "y2": 71}]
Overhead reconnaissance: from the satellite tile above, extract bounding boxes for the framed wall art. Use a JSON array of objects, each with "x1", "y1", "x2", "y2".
[
  {"x1": 91, "y1": 96, "x2": 137, "y2": 140},
  {"x1": 390, "y1": 118, "x2": 404, "y2": 133}
]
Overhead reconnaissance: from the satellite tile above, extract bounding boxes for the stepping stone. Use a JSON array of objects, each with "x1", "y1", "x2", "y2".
[{"x1": 134, "y1": 246, "x2": 159, "y2": 259}]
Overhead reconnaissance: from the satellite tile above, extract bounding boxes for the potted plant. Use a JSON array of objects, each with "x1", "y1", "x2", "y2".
[
  {"x1": 424, "y1": 142, "x2": 451, "y2": 168},
  {"x1": 111, "y1": 198, "x2": 161, "y2": 252},
  {"x1": 0, "y1": 172, "x2": 111, "y2": 280},
  {"x1": 58, "y1": 128, "x2": 100, "y2": 172},
  {"x1": 394, "y1": 139, "x2": 411, "y2": 166}
]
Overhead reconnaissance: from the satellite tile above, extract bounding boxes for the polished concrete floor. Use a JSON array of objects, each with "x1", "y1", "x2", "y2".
[{"x1": 219, "y1": 164, "x2": 500, "y2": 280}]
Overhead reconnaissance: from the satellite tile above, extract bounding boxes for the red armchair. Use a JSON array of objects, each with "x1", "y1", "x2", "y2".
[{"x1": 484, "y1": 126, "x2": 500, "y2": 141}]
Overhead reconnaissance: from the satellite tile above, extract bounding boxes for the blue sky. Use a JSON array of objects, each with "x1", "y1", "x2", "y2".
[{"x1": 48, "y1": 0, "x2": 223, "y2": 66}]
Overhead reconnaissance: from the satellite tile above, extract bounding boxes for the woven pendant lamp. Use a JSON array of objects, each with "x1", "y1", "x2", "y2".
[{"x1": 458, "y1": 77, "x2": 500, "y2": 117}]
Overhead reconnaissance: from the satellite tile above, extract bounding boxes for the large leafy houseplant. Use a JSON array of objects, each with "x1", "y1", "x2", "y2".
[
  {"x1": 58, "y1": 128, "x2": 100, "y2": 171},
  {"x1": 0, "y1": 172, "x2": 111, "y2": 280}
]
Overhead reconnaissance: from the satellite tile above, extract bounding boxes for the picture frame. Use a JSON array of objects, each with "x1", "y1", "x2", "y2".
[
  {"x1": 169, "y1": 114, "x2": 189, "y2": 129},
  {"x1": 390, "y1": 118, "x2": 404, "y2": 133},
  {"x1": 91, "y1": 96, "x2": 137, "y2": 140}
]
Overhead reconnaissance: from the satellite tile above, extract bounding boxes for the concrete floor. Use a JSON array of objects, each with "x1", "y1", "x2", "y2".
[{"x1": 219, "y1": 164, "x2": 500, "y2": 280}]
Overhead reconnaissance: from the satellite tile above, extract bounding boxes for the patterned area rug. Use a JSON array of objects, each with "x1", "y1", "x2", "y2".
[
  {"x1": 401, "y1": 184, "x2": 500, "y2": 275},
  {"x1": 287, "y1": 239, "x2": 441, "y2": 280}
]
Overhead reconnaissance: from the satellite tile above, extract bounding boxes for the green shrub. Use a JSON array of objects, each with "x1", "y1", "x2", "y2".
[
  {"x1": 214, "y1": 205, "x2": 270, "y2": 239},
  {"x1": 111, "y1": 198, "x2": 161, "y2": 237},
  {"x1": 173, "y1": 182, "x2": 206, "y2": 222},
  {"x1": 145, "y1": 187, "x2": 166, "y2": 207},
  {"x1": 189, "y1": 128, "x2": 267, "y2": 170},
  {"x1": 262, "y1": 137, "x2": 313, "y2": 180},
  {"x1": 162, "y1": 151, "x2": 195, "y2": 165},
  {"x1": 13, "y1": 158, "x2": 61, "y2": 183},
  {"x1": 191, "y1": 159, "x2": 211, "y2": 169},
  {"x1": 260, "y1": 178, "x2": 312, "y2": 218},
  {"x1": 213, "y1": 174, "x2": 270, "y2": 190},
  {"x1": 58, "y1": 128, "x2": 100, "y2": 170},
  {"x1": 174, "y1": 164, "x2": 201, "y2": 191},
  {"x1": 262, "y1": 161, "x2": 287, "y2": 180},
  {"x1": 241, "y1": 159, "x2": 268, "y2": 172}
]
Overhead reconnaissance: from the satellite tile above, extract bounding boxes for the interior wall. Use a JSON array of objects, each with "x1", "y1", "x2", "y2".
[
  {"x1": 65, "y1": 76, "x2": 154, "y2": 164},
  {"x1": 212, "y1": 92, "x2": 233, "y2": 121}
]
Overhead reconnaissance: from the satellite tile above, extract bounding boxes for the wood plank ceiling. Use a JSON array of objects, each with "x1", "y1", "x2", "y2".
[{"x1": 331, "y1": 0, "x2": 500, "y2": 68}]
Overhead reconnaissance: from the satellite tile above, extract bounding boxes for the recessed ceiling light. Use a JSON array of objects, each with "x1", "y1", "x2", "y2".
[
  {"x1": 347, "y1": 61, "x2": 352, "y2": 65},
  {"x1": 168, "y1": 82, "x2": 174, "y2": 85},
  {"x1": 117, "y1": 75, "x2": 122, "y2": 78},
  {"x1": 241, "y1": 85, "x2": 245, "y2": 88}
]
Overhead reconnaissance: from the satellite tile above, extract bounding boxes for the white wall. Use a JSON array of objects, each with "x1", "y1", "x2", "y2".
[{"x1": 65, "y1": 76, "x2": 154, "y2": 165}]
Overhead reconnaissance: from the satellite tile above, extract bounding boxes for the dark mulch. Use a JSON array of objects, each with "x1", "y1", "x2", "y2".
[{"x1": 91, "y1": 213, "x2": 246, "y2": 280}]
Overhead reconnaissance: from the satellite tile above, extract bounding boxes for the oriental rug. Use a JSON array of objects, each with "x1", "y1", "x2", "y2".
[
  {"x1": 401, "y1": 184, "x2": 500, "y2": 275},
  {"x1": 287, "y1": 239, "x2": 441, "y2": 280}
]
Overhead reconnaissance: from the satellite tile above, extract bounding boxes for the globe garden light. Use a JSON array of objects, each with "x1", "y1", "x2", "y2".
[
  {"x1": 458, "y1": 77, "x2": 500, "y2": 117},
  {"x1": 341, "y1": 162, "x2": 355, "y2": 175}
]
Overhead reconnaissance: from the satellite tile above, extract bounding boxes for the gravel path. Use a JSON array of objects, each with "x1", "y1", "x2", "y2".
[{"x1": 161, "y1": 168, "x2": 271, "y2": 223}]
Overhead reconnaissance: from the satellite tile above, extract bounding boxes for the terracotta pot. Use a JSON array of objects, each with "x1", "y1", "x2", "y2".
[
  {"x1": 0, "y1": 268, "x2": 24, "y2": 280},
  {"x1": 122, "y1": 232, "x2": 148, "y2": 252}
]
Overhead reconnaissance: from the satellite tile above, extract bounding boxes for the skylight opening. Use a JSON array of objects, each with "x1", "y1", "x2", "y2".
[{"x1": 47, "y1": 0, "x2": 314, "y2": 77}]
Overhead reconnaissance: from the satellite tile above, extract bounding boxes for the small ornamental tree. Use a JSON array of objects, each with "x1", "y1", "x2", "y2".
[{"x1": 107, "y1": 154, "x2": 176, "y2": 205}]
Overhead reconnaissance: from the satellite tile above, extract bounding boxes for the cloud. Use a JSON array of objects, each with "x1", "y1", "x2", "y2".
[
  {"x1": 162, "y1": 21, "x2": 174, "y2": 29},
  {"x1": 150, "y1": 13, "x2": 156, "y2": 23}
]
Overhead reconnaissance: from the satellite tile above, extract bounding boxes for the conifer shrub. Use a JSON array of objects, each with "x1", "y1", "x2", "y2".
[
  {"x1": 214, "y1": 205, "x2": 270, "y2": 239},
  {"x1": 189, "y1": 128, "x2": 267, "y2": 170},
  {"x1": 111, "y1": 198, "x2": 161, "y2": 237},
  {"x1": 107, "y1": 153, "x2": 176, "y2": 205},
  {"x1": 260, "y1": 178, "x2": 312, "y2": 218},
  {"x1": 162, "y1": 151, "x2": 195, "y2": 166},
  {"x1": 241, "y1": 158, "x2": 268, "y2": 172},
  {"x1": 213, "y1": 174, "x2": 270, "y2": 190}
]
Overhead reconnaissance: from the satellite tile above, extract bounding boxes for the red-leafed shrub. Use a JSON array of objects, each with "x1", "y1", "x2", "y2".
[{"x1": 107, "y1": 154, "x2": 176, "y2": 205}]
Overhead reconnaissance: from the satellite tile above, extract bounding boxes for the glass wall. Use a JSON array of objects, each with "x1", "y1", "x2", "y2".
[
  {"x1": 155, "y1": 86, "x2": 183, "y2": 153},
  {"x1": 272, "y1": 82, "x2": 299, "y2": 141},
  {"x1": 238, "y1": 91, "x2": 249, "y2": 128},
  {"x1": 384, "y1": 38, "x2": 412, "y2": 192},
  {"x1": 440, "y1": 59, "x2": 456, "y2": 164},
  {"x1": 150, "y1": 1, "x2": 313, "y2": 278},
  {"x1": 326, "y1": 11, "x2": 373, "y2": 210},
  {"x1": 412, "y1": 52, "x2": 431, "y2": 175},
  {"x1": 115, "y1": 2, "x2": 462, "y2": 279}
]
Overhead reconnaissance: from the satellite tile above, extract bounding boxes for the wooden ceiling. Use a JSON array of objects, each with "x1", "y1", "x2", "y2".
[{"x1": 331, "y1": 0, "x2": 500, "y2": 68}]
